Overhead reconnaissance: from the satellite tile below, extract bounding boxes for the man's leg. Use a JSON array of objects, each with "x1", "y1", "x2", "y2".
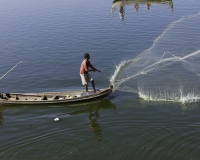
[
  {"x1": 85, "y1": 84, "x2": 90, "y2": 95},
  {"x1": 91, "y1": 80, "x2": 96, "y2": 93}
]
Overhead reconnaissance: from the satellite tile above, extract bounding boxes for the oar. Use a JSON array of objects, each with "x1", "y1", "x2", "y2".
[{"x1": 0, "y1": 60, "x2": 23, "y2": 81}]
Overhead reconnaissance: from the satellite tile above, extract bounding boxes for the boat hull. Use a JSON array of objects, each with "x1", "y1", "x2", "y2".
[{"x1": 0, "y1": 87, "x2": 112, "y2": 105}]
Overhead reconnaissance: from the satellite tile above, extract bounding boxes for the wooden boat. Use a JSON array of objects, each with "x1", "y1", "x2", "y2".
[{"x1": 0, "y1": 86, "x2": 113, "y2": 105}]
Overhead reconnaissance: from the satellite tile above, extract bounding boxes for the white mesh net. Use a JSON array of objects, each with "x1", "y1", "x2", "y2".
[{"x1": 110, "y1": 12, "x2": 200, "y2": 103}]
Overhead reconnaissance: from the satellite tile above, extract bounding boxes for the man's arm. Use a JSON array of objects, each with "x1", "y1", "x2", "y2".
[{"x1": 89, "y1": 61, "x2": 101, "y2": 72}]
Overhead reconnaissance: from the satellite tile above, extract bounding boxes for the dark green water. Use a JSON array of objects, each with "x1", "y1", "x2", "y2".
[{"x1": 0, "y1": 0, "x2": 200, "y2": 159}]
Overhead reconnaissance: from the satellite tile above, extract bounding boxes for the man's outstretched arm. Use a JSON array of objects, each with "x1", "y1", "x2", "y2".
[{"x1": 89, "y1": 62, "x2": 101, "y2": 72}]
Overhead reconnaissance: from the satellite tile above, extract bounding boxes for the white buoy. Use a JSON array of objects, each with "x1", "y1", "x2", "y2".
[{"x1": 54, "y1": 118, "x2": 59, "y2": 121}]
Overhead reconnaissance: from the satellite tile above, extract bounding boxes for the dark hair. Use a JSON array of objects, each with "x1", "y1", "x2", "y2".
[{"x1": 84, "y1": 53, "x2": 90, "y2": 59}]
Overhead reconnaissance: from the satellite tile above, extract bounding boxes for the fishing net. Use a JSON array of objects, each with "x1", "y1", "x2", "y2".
[{"x1": 110, "y1": 12, "x2": 200, "y2": 103}]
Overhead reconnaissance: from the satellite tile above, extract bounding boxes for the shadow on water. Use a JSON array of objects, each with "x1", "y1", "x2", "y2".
[{"x1": 111, "y1": 0, "x2": 173, "y2": 20}]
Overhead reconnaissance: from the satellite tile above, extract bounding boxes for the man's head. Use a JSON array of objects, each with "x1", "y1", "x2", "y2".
[{"x1": 84, "y1": 53, "x2": 90, "y2": 59}]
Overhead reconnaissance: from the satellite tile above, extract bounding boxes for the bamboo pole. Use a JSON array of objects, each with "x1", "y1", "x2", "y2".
[{"x1": 0, "y1": 60, "x2": 23, "y2": 80}]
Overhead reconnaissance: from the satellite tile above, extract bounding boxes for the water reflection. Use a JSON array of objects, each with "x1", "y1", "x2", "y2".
[
  {"x1": 88, "y1": 111, "x2": 102, "y2": 141},
  {"x1": 111, "y1": 0, "x2": 173, "y2": 20},
  {"x1": 119, "y1": 4, "x2": 125, "y2": 21},
  {"x1": 0, "y1": 100, "x2": 115, "y2": 142},
  {"x1": 0, "y1": 107, "x2": 5, "y2": 126},
  {"x1": 68, "y1": 99, "x2": 116, "y2": 141}
]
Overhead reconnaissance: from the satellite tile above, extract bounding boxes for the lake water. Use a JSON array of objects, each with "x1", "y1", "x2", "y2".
[{"x1": 0, "y1": 0, "x2": 200, "y2": 159}]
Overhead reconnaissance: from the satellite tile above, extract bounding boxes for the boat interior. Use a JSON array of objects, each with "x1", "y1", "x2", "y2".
[{"x1": 2, "y1": 90, "x2": 101, "y2": 101}]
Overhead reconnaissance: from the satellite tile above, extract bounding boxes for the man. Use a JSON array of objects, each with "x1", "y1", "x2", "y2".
[
  {"x1": 0, "y1": 93, "x2": 10, "y2": 100},
  {"x1": 80, "y1": 53, "x2": 101, "y2": 95}
]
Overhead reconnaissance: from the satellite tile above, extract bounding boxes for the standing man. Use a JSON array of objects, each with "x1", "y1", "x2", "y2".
[{"x1": 80, "y1": 53, "x2": 101, "y2": 95}]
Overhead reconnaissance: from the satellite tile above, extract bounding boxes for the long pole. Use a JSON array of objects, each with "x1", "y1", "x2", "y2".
[{"x1": 0, "y1": 60, "x2": 23, "y2": 80}]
